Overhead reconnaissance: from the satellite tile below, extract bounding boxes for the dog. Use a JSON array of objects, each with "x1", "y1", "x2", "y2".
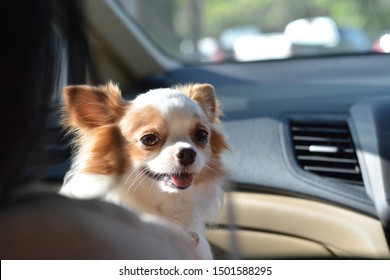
[{"x1": 59, "y1": 82, "x2": 229, "y2": 259}]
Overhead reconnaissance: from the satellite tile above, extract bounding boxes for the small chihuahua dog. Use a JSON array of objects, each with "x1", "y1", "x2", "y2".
[{"x1": 60, "y1": 82, "x2": 229, "y2": 259}]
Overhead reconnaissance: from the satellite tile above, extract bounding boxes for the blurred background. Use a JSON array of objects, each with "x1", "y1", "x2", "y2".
[{"x1": 116, "y1": 0, "x2": 390, "y2": 62}]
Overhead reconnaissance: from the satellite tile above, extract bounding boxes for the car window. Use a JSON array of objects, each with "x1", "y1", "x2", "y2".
[{"x1": 116, "y1": 0, "x2": 390, "y2": 63}]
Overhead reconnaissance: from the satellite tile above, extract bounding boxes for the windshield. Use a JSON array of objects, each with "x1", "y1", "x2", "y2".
[{"x1": 116, "y1": 0, "x2": 390, "y2": 63}]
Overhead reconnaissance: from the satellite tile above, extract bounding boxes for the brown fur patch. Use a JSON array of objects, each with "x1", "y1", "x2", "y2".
[
  {"x1": 194, "y1": 127, "x2": 229, "y2": 185},
  {"x1": 121, "y1": 106, "x2": 168, "y2": 162},
  {"x1": 62, "y1": 82, "x2": 130, "y2": 175},
  {"x1": 175, "y1": 83, "x2": 222, "y2": 124},
  {"x1": 84, "y1": 125, "x2": 130, "y2": 175}
]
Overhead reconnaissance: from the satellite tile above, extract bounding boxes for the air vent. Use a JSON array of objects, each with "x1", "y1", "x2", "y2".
[{"x1": 290, "y1": 120, "x2": 363, "y2": 186}]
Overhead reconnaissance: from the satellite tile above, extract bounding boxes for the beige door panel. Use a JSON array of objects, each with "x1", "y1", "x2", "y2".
[
  {"x1": 207, "y1": 229, "x2": 334, "y2": 259},
  {"x1": 206, "y1": 192, "x2": 389, "y2": 259}
]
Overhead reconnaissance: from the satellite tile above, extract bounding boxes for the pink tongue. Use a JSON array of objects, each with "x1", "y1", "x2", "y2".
[{"x1": 170, "y1": 173, "x2": 193, "y2": 188}]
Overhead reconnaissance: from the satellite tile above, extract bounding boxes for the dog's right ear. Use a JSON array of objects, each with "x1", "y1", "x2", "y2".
[{"x1": 63, "y1": 82, "x2": 128, "y2": 129}]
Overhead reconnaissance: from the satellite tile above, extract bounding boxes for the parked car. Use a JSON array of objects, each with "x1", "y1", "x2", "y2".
[
  {"x1": 233, "y1": 32, "x2": 291, "y2": 61},
  {"x1": 219, "y1": 26, "x2": 263, "y2": 60}
]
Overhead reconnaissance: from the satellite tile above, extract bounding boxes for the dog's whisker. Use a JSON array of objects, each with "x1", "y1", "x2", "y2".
[
  {"x1": 203, "y1": 161, "x2": 218, "y2": 175},
  {"x1": 125, "y1": 169, "x2": 147, "y2": 193},
  {"x1": 129, "y1": 171, "x2": 149, "y2": 192}
]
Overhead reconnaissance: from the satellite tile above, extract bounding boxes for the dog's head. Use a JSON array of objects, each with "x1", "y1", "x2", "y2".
[{"x1": 63, "y1": 82, "x2": 228, "y2": 194}]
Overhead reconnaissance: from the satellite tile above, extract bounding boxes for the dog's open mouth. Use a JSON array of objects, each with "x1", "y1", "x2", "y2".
[{"x1": 144, "y1": 168, "x2": 194, "y2": 189}]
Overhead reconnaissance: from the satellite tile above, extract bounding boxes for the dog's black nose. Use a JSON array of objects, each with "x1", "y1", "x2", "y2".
[{"x1": 176, "y1": 148, "x2": 196, "y2": 166}]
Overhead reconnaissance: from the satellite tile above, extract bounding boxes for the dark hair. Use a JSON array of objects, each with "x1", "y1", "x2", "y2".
[{"x1": 0, "y1": 0, "x2": 90, "y2": 198}]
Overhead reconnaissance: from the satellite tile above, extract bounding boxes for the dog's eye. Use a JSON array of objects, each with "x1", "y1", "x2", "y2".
[
  {"x1": 140, "y1": 134, "x2": 160, "y2": 146},
  {"x1": 194, "y1": 129, "x2": 209, "y2": 145}
]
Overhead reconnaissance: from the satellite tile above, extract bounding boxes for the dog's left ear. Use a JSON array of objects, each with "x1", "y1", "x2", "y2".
[{"x1": 179, "y1": 83, "x2": 222, "y2": 123}]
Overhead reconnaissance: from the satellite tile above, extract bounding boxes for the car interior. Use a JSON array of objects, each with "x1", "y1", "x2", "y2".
[{"x1": 39, "y1": 0, "x2": 390, "y2": 259}]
